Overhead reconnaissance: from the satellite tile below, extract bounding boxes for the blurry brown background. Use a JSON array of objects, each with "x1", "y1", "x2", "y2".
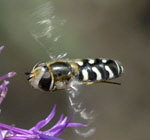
[{"x1": 0, "y1": 0, "x2": 149, "y2": 140}]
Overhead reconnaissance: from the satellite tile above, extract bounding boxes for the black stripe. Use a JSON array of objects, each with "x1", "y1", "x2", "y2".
[
  {"x1": 77, "y1": 59, "x2": 89, "y2": 81},
  {"x1": 78, "y1": 59, "x2": 97, "y2": 81},
  {"x1": 77, "y1": 58, "x2": 108, "y2": 81},
  {"x1": 86, "y1": 66, "x2": 97, "y2": 81},
  {"x1": 95, "y1": 59, "x2": 109, "y2": 80},
  {"x1": 78, "y1": 71, "x2": 83, "y2": 81},
  {"x1": 105, "y1": 60, "x2": 118, "y2": 78}
]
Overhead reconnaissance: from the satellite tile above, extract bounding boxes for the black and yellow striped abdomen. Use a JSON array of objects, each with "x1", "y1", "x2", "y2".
[{"x1": 74, "y1": 58, "x2": 123, "y2": 82}]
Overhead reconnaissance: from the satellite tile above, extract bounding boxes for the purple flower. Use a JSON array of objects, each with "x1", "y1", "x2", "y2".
[
  {"x1": 0, "y1": 45, "x2": 87, "y2": 140},
  {"x1": 0, "y1": 105, "x2": 87, "y2": 140},
  {"x1": 0, "y1": 46, "x2": 16, "y2": 106}
]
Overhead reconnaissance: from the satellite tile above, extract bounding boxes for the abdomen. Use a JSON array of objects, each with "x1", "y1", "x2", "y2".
[{"x1": 74, "y1": 58, "x2": 123, "y2": 82}]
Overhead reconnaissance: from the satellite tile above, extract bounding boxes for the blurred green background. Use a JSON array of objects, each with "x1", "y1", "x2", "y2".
[{"x1": 0, "y1": 0, "x2": 149, "y2": 140}]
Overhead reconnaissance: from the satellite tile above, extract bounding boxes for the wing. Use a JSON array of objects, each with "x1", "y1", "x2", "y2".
[
  {"x1": 29, "y1": 1, "x2": 67, "y2": 59},
  {"x1": 66, "y1": 79, "x2": 96, "y2": 137}
]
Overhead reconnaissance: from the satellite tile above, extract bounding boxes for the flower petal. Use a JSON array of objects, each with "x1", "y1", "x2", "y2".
[
  {"x1": 39, "y1": 134, "x2": 64, "y2": 140},
  {"x1": 0, "y1": 129, "x2": 3, "y2": 140},
  {"x1": 0, "y1": 72, "x2": 16, "y2": 82},
  {"x1": 45, "y1": 116, "x2": 72, "y2": 137},
  {"x1": 30, "y1": 105, "x2": 57, "y2": 131},
  {"x1": 0, "y1": 123, "x2": 31, "y2": 135},
  {"x1": 0, "y1": 81, "x2": 9, "y2": 105},
  {"x1": 52, "y1": 116, "x2": 72, "y2": 137}
]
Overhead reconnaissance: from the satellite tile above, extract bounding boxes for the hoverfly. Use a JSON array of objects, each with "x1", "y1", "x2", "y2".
[{"x1": 25, "y1": 58, "x2": 123, "y2": 93}]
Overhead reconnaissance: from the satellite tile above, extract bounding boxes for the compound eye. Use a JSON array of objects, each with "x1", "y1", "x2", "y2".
[{"x1": 39, "y1": 70, "x2": 52, "y2": 91}]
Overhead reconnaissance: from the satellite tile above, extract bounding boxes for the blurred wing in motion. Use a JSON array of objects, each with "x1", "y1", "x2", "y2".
[
  {"x1": 30, "y1": 1, "x2": 67, "y2": 59},
  {"x1": 67, "y1": 79, "x2": 96, "y2": 137},
  {"x1": 29, "y1": 1, "x2": 96, "y2": 137}
]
